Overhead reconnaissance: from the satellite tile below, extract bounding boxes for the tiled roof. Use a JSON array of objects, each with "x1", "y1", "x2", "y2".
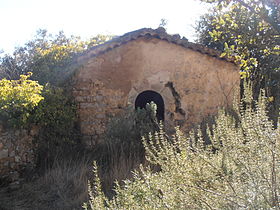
[{"x1": 78, "y1": 27, "x2": 235, "y2": 64}]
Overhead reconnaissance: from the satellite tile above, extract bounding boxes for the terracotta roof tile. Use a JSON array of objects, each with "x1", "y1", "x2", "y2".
[{"x1": 78, "y1": 27, "x2": 236, "y2": 64}]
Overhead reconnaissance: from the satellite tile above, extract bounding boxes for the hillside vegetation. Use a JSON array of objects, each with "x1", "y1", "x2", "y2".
[
  {"x1": 84, "y1": 87, "x2": 280, "y2": 209},
  {"x1": 0, "y1": 0, "x2": 280, "y2": 207}
]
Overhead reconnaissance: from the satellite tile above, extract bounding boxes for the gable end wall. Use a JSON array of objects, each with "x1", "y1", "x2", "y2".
[{"x1": 73, "y1": 38, "x2": 240, "y2": 146}]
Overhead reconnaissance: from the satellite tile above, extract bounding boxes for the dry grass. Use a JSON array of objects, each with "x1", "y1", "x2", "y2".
[
  {"x1": 0, "y1": 141, "x2": 146, "y2": 210},
  {"x1": 0, "y1": 155, "x2": 90, "y2": 210},
  {"x1": 97, "y1": 143, "x2": 146, "y2": 198},
  {"x1": 0, "y1": 108, "x2": 158, "y2": 209}
]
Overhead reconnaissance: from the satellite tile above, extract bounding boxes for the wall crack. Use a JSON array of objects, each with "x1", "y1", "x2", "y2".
[{"x1": 165, "y1": 82, "x2": 186, "y2": 116}]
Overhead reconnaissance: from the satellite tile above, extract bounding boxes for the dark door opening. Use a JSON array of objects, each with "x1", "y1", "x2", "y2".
[{"x1": 135, "y1": 90, "x2": 164, "y2": 121}]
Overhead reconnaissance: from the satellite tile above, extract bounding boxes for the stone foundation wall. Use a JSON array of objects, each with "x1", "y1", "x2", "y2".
[{"x1": 0, "y1": 125, "x2": 37, "y2": 180}]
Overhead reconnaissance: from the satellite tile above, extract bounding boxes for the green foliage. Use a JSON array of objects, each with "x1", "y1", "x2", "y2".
[
  {"x1": 105, "y1": 102, "x2": 159, "y2": 146},
  {"x1": 85, "y1": 87, "x2": 280, "y2": 209},
  {"x1": 200, "y1": 0, "x2": 280, "y2": 34},
  {"x1": 0, "y1": 30, "x2": 111, "y2": 167},
  {"x1": 196, "y1": 1, "x2": 279, "y2": 74},
  {"x1": 0, "y1": 30, "x2": 113, "y2": 85},
  {"x1": 0, "y1": 73, "x2": 44, "y2": 127},
  {"x1": 31, "y1": 85, "x2": 77, "y2": 146},
  {"x1": 196, "y1": 0, "x2": 280, "y2": 122},
  {"x1": 0, "y1": 30, "x2": 113, "y2": 162},
  {"x1": 96, "y1": 103, "x2": 159, "y2": 197}
]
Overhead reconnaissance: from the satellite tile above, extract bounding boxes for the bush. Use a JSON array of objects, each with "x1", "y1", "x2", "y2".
[
  {"x1": 105, "y1": 102, "x2": 159, "y2": 148},
  {"x1": 30, "y1": 85, "x2": 79, "y2": 166},
  {"x1": 32, "y1": 85, "x2": 77, "y2": 143},
  {"x1": 85, "y1": 89, "x2": 280, "y2": 209},
  {"x1": 97, "y1": 103, "x2": 159, "y2": 197},
  {"x1": 0, "y1": 73, "x2": 44, "y2": 128}
]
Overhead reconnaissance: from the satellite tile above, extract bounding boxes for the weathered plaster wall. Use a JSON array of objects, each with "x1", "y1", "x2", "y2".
[
  {"x1": 0, "y1": 125, "x2": 37, "y2": 180},
  {"x1": 73, "y1": 37, "x2": 239, "y2": 146}
]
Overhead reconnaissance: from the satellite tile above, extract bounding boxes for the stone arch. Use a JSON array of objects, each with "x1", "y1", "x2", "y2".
[{"x1": 135, "y1": 90, "x2": 165, "y2": 121}]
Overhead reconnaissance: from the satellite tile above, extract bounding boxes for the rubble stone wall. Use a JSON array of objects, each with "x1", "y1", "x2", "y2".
[{"x1": 0, "y1": 125, "x2": 37, "y2": 180}]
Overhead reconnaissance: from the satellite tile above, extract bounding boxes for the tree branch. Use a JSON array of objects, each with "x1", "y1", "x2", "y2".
[{"x1": 234, "y1": 0, "x2": 280, "y2": 34}]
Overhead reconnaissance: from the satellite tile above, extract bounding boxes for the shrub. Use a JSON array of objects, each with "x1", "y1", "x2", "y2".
[
  {"x1": 97, "y1": 103, "x2": 159, "y2": 197},
  {"x1": 85, "y1": 89, "x2": 280, "y2": 209},
  {"x1": 30, "y1": 85, "x2": 78, "y2": 166},
  {"x1": 0, "y1": 30, "x2": 113, "y2": 84},
  {"x1": 32, "y1": 85, "x2": 77, "y2": 143},
  {"x1": 105, "y1": 102, "x2": 159, "y2": 148},
  {"x1": 0, "y1": 73, "x2": 44, "y2": 128}
]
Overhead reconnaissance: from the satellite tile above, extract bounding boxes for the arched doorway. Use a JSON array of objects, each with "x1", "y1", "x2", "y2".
[{"x1": 135, "y1": 90, "x2": 164, "y2": 121}]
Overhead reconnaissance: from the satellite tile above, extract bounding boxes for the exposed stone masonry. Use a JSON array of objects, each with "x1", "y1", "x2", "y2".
[
  {"x1": 0, "y1": 125, "x2": 37, "y2": 180},
  {"x1": 73, "y1": 79, "x2": 126, "y2": 147}
]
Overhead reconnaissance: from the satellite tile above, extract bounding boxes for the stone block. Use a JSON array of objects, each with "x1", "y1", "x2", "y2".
[
  {"x1": 80, "y1": 124, "x2": 95, "y2": 135},
  {"x1": 80, "y1": 103, "x2": 96, "y2": 109},
  {"x1": 75, "y1": 96, "x2": 87, "y2": 102},
  {"x1": 6, "y1": 140, "x2": 12, "y2": 148},
  {"x1": 15, "y1": 156, "x2": 21, "y2": 162},
  {"x1": 95, "y1": 95, "x2": 104, "y2": 102},
  {"x1": 9, "y1": 150, "x2": 15, "y2": 157},
  {"x1": 96, "y1": 113, "x2": 105, "y2": 119},
  {"x1": 15, "y1": 130, "x2": 20, "y2": 136},
  {"x1": 0, "y1": 149, "x2": 8, "y2": 159}
]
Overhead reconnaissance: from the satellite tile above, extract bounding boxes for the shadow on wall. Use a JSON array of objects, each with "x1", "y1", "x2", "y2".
[{"x1": 135, "y1": 90, "x2": 164, "y2": 121}]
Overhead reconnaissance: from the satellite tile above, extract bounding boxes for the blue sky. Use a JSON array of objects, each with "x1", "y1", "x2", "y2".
[{"x1": 0, "y1": 0, "x2": 209, "y2": 54}]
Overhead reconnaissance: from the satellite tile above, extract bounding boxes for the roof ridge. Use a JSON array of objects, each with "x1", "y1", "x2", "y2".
[{"x1": 77, "y1": 27, "x2": 236, "y2": 64}]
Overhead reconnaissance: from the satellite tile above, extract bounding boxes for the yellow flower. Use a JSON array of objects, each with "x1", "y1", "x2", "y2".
[{"x1": 268, "y1": 96, "x2": 274, "y2": 102}]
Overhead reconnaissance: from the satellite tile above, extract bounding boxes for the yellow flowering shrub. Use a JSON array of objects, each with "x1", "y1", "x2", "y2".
[{"x1": 0, "y1": 73, "x2": 44, "y2": 127}]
